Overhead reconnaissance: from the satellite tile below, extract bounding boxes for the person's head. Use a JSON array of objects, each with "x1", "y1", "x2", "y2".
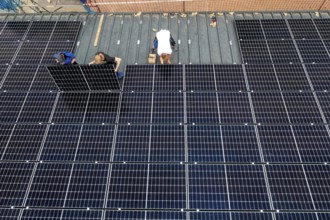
[
  {"x1": 55, "y1": 53, "x2": 65, "y2": 64},
  {"x1": 94, "y1": 55, "x2": 103, "y2": 64}
]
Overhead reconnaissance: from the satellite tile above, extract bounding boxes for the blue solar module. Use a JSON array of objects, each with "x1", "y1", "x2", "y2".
[
  {"x1": 107, "y1": 164, "x2": 148, "y2": 209},
  {"x1": 186, "y1": 92, "x2": 219, "y2": 123},
  {"x1": 305, "y1": 165, "x2": 330, "y2": 210},
  {"x1": 292, "y1": 125, "x2": 330, "y2": 163},
  {"x1": 261, "y1": 19, "x2": 292, "y2": 40},
  {"x1": 64, "y1": 163, "x2": 108, "y2": 208},
  {"x1": 251, "y1": 93, "x2": 290, "y2": 124},
  {"x1": 274, "y1": 64, "x2": 311, "y2": 91},
  {"x1": 0, "y1": 21, "x2": 30, "y2": 41},
  {"x1": 282, "y1": 92, "x2": 323, "y2": 124},
  {"x1": 119, "y1": 92, "x2": 152, "y2": 123},
  {"x1": 267, "y1": 40, "x2": 301, "y2": 63},
  {"x1": 258, "y1": 125, "x2": 301, "y2": 163},
  {"x1": 154, "y1": 64, "x2": 183, "y2": 91},
  {"x1": 296, "y1": 40, "x2": 330, "y2": 63},
  {"x1": 189, "y1": 165, "x2": 228, "y2": 209},
  {"x1": 150, "y1": 125, "x2": 185, "y2": 162},
  {"x1": 75, "y1": 125, "x2": 114, "y2": 162},
  {"x1": 214, "y1": 65, "x2": 247, "y2": 91},
  {"x1": 235, "y1": 20, "x2": 264, "y2": 40},
  {"x1": 226, "y1": 165, "x2": 271, "y2": 210},
  {"x1": 245, "y1": 64, "x2": 280, "y2": 91},
  {"x1": 317, "y1": 92, "x2": 330, "y2": 123},
  {"x1": 26, "y1": 163, "x2": 72, "y2": 207},
  {"x1": 17, "y1": 92, "x2": 57, "y2": 123},
  {"x1": 222, "y1": 126, "x2": 261, "y2": 162},
  {"x1": 123, "y1": 65, "x2": 154, "y2": 91},
  {"x1": 266, "y1": 165, "x2": 315, "y2": 210},
  {"x1": 186, "y1": 64, "x2": 216, "y2": 91},
  {"x1": 147, "y1": 164, "x2": 186, "y2": 209},
  {"x1": 40, "y1": 125, "x2": 82, "y2": 161},
  {"x1": 288, "y1": 19, "x2": 320, "y2": 39},
  {"x1": 305, "y1": 64, "x2": 330, "y2": 91},
  {"x1": 113, "y1": 125, "x2": 150, "y2": 162},
  {"x1": 0, "y1": 162, "x2": 35, "y2": 206},
  {"x1": 2, "y1": 124, "x2": 47, "y2": 161},
  {"x1": 1, "y1": 65, "x2": 38, "y2": 91},
  {"x1": 0, "y1": 208, "x2": 20, "y2": 220},
  {"x1": 187, "y1": 125, "x2": 223, "y2": 163},
  {"x1": 152, "y1": 92, "x2": 184, "y2": 123},
  {"x1": 218, "y1": 93, "x2": 253, "y2": 123}
]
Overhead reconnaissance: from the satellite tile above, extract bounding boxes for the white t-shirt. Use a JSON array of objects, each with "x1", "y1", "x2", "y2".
[{"x1": 156, "y1": 29, "x2": 172, "y2": 56}]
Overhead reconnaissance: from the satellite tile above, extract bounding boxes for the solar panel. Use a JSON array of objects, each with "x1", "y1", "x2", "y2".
[
  {"x1": 235, "y1": 20, "x2": 264, "y2": 40},
  {"x1": 1, "y1": 65, "x2": 38, "y2": 91},
  {"x1": 152, "y1": 92, "x2": 184, "y2": 123},
  {"x1": 306, "y1": 64, "x2": 330, "y2": 91},
  {"x1": 50, "y1": 21, "x2": 81, "y2": 42},
  {"x1": 30, "y1": 66, "x2": 59, "y2": 91},
  {"x1": 0, "y1": 92, "x2": 27, "y2": 122},
  {"x1": 276, "y1": 213, "x2": 318, "y2": 220},
  {"x1": 0, "y1": 21, "x2": 30, "y2": 41},
  {"x1": 0, "y1": 208, "x2": 20, "y2": 220},
  {"x1": 186, "y1": 64, "x2": 216, "y2": 91},
  {"x1": 296, "y1": 40, "x2": 330, "y2": 63},
  {"x1": 154, "y1": 64, "x2": 183, "y2": 91},
  {"x1": 190, "y1": 212, "x2": 230, "y2": 220},
  {"x1": 274, "y1": 64, "x2": 311, "y2": 91},
  {"x1": 316, "y1": 92, "x2": 330, "y2": 123},
  {"x1": 0, "y1": 41, "x2": 20, "y2": 64},
  {"x1": 14, "y1": 41, "x2": 48, "y2": 64},
  {"x1": 123, "y1": 65, "x2": 154, "y2": 91},
  {"x1": 239, "y1": 41, "x2": 272, "y2": 64},
  {"x1": 261, "y1": 19, "x2": 292, "y2": 40},
  {"x1": 288, "y1": 19, "x2": 320, "y2": 39},
  {"x1": 245, "y1": 65, "x2": 280, "y2": 91},
  {"x1": 267, "y1": 40, "x2": 301, "y2": 63},
  {"x1": 25, "y1": 21, "x2": 56, "y2": 41},
  {"x1": 314, "y1": 19, "x2": 330, "y2": 39},
  {"x1": 47, "y1": 65, "x2": 121, "y2": 91},
  {"x1": 214, "y1": 65, "x2": 247, "y2": 91}
]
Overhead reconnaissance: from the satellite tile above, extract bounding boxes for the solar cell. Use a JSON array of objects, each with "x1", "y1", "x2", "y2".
[
  {"x1": 0, "y1": 65, "x2": 8, "y2": 83},
  {"x1": 0, "y1": 208, "x2": 20, "y2": 220},
  {"x1": 266, "y1": 165, "x2": 314, "y2": 210},
  {"x1": 261, "y1": 19, "x2": 291, "y2": 40},
  {"x1": 322, "y1": 39, "x2": 330, "y2": 58},
  {"x1": 282, "y1": 92, "x2": 323, "y2": 124},
  {"x1": 267, "y1": 40, "x2": 301, "y2": 63},
  {"x1": 75, "y1": 125, "x2": 114, "y2": 162},
  {"x1": 296, "y1": 40, "x2": 330, "y2": 63},
  {"x1": 105, "y1": 211, "x2": 145, "y2": 220},
  {"x1": 21, "y1": 209, "x2": 103, "y2": 220},
  {"x1": 276, "y1": 213, "x2": 318, "y2": 220},
  {"x1": 305, "y1": 64, "x2": 330, "y2": 91},
  {"x1": 245, "y1": 64, "x2": 279, "y2": 91},
  {"x1": 1, "y1": 65, "x2": 38, "y2": 91},
  {"x1": 25, "y1": 21, "x2": 56, "y2": 41},
  {"x1": 0, "y1": 162, "x2": 35, "y2": 206},
  {"x1": 239, "y1": 41, "x2": 272, "y2": 64},
  {"x1": 214, "y1": 65, "x2": 247, "y2": 91},
  {"x1": 0, "y1": 92, "x2": 27, "y2": 122},
  {"x1": 186, "y1": 92, "x2": 219, "y2": 123},
  {"x1": 189, "y1": 212, "x2": 230, "y2": 220},
  {"x1": 50, "y1": 21, "x2": 81, "y2": 42},
  {"x1": 235, "y1": 20, "x2": 264, "y2": 40},
  {"x1": 288, "y1": 19, "x2": 320, "y2": 39},
  {"x1": 319, "y1": 213, "x2": 330, "y2": 220},
  {"x1": 251, "y1": 93, "x2": 289, "y2": 124},
  {"x1": 274, "y1": 64, "x2": 311, "y2": 91},
  {"x1": 147, "y1": 164, "x2": 186, "y2": 209},
  {"x1": 154, "y1": 64, "x2": 183, "y2": 91},
  {"x1": 292, "y1": 125, "x2": 330, "y2": 163},
  {"x1": 14, "y1": 41, "x2": 48, "y2": 64},
  {"x1": 0, "y1": 21, "x2": 30, "y2": 41},
  {"x1": 187, "y1": 125, "x2": 223, "y2": 162},
  {"x1": 189, "y1": 165, "x2": 229, "y2": 209},
  {"x1": 0, "y1": 41, "x2": 20, "y2": 64},
  {"x1": 186, "y1": 64, "x2": 216, "y2": 91},
  {"x1": 218, "y1": 93, "x2": 253, "y2": 123},
  {"x1": 304, "y1": 165, "x2": 330, "y2": 210},
  {"x1": 119, "y1": 92, "x2": 152, "y2": 123},
  {"x1": 0, "y1": 124, "x2": 14, "y2": 157},
  {"x1": 150, "y1": 125, "x2": 185, "y2": 162},
  {"x1": 61, "y1": 210, "x2": 103, "y2": 220},
  {"x1": 123, "y1": 65, "x2": 154, "y2": 91},
  {"x1": 226, "y1": 165, "x2": 271, "y2": 210},
  {"x1": 152, "y1": 92, "x2": 184, "y2": 123},
  {"x1": 40, "y1": 125, "x2": 82, "y2": 161},
  {"x1": 64, "y1": 163, "x2": 108, "y2": 208},
  {"x1": 26, "y1": 163, "x2": 72, "y2": 207},
  {"x1": 146, "y1": 212, "x2": 186, "y2": 220},
  {"x1": 1, "y1": 124, "x2": 47, "y2": 161},
  {"x1": 222, "y1": 126, "x2": 261, "y2": 162},
  {"x1": 258, "y1": 125, "x2": 300, "y2": 162},
  {"x1": 313, "y1": 19, "x2": 330, "y2": 39},
  {"x1": 107, "y1": 164, "x2": 148, "y2": 209},
  {"x1": 316, "y1": 92, "x2": 330, "y2": 123},
  {"x1": 113, "y1": 125, "x2": 150, "y2": 162}
]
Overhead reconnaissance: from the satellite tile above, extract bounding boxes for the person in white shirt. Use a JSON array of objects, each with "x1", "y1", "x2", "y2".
[{"x1": 155, "y1": 29, "x2": 174, "y2": 64}]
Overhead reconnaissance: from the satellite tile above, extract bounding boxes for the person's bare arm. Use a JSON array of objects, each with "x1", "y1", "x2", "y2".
[
  {"x1": 71, "y1": 58, "x2": 77, "y2": 64},
  {"x1": 114, "y1": 57, "x2": 122, "y2": 72},
  {"x1": 89, "y1": 60, "x2": 95, "y2": 65}
]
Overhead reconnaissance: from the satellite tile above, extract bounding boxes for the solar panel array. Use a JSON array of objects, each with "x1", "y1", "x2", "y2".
[
  {"x1": 235, "y1": 19, "x2": 330, "y2": 64},
  {"x1": 1, "y1": 19, "x2": 330, "y2": 220}
]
